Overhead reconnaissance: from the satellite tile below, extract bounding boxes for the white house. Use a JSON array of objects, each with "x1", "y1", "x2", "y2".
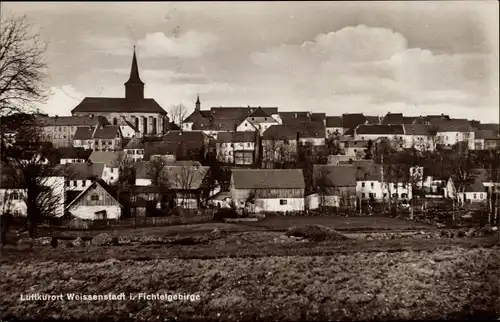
[
  {"x1": 402, "y1": 124, "x2": 436, "y2": 151},
  {"x1": 55, "y1": 147, "x2": 92, "y2": 165},
  {"x1": 326, "y1": 116, "x2": 343, "y2": 137},
  {"x1": 124, "y1": 137, "x2": 145, "y2": 162},
  {"x1": 66, "y1": 179, "x2": 122, "y2": 220},
  {"x1": 230, "y1": 169, "x2": 305, "y2": 213},
  {"x1": 88, "y1": 151, "x2": 121, "y2": 184},
  {"x1": 354, "y1": 124, "x2": 405, "y2": 150},
  {"x1": 344, "y1": 140, "x2": 369, "y2": 159},
  {"x1": 215, "y1": 131, "x2": 257, "y2": 165},
  {"x1": 119, "y1": 117, "x2": 140, "y2": 139},
  {"x1": 474, "y1": 129, "x2": 498, "y2": 150},
  {"x1": 435, "y1": 119, "x2": 475, "y2": 149},
  {"x1": 236, "y1": 107, "x2": 279, "y2": 136}
]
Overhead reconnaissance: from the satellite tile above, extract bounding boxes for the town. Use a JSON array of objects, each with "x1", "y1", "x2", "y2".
[
  {"x1": 1, "y1": 2, "x2": 499, "y2": 321},
  {"x1": 1, "y1": 49, "x2": 499, "y2": 231}
]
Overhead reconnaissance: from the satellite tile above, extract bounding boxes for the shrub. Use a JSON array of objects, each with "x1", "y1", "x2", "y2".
[
  {"x1": 214, "y1": 209, "x2": 239, "y2": 221},
  {"x1": 286, "y1": 224, "x2": 349, "y2": 242},
  {"x1": 91, "y1": 233, "x2": 118, "y2": 246}
]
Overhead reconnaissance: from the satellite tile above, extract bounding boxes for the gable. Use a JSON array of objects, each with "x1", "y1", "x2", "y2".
[{"x1": 67, "y1": 181, "x2": 120, "y2": 209}]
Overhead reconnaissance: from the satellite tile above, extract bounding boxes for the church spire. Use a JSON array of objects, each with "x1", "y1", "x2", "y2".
[
  {"x1": 195, "y1": 94, "x2": 201, "y2": 111},
  {"x1": 125, "y1": 46, "x2": 144, "y2": 100}
]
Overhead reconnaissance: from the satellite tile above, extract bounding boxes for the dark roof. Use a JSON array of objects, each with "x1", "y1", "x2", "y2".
[
  {"x1": 72, "y1": 97, "x2": 166, "y2": 114},
  {"x1": 183, "y1": 109, "x2": 208, "y2": 124},
  {"x1": 59, "y1": 163, "x2": 105, "y2": 180},
  {"x1": 475, "y1": 129, "x2": 498, "y2": 140},
  {"x1": 89, "y1": 151, "x2": 120, "y2": 167},
  {"x1": 37, "y1": 115, "x2": 109, "y2": 127},
  {"x1": 297, "y1": 122, "x2": 326, "y2": 139},
  {"x1": 356, "y1": 124, "x2": 404, "y2": 135},
  {"x1": 248, "y1": 107, "x2": 272, "y2": 118},
  {"x1": 364, "y1": 116, "x2": 381, "y2": 125},
  {"x1": 93, "y1": 125, "x2": 121, "y2": 139},
  {"x1": 232, "y1": 169, "x2": 305, "y2": 189},
  {"x1": 73, "y1": 127, "x2": 94, "y2": 140},
  {"x1": 475, "y1": 123, "x2": 500, "y2": 134},
  {"x1": 65, "y1": 191, "x2": 81, "y2": 206},
  {"x1": 402, "y1": 124, "x2": 433, "y2": 136},
  {"x1": 210, "y1": 107, "x2": 278, "y2": 119},
  {"x1": 216, "y1": 131, "x2": 256, "y2": 143},
  {"x1": 167, "y1": 122, "x2": 181, "y2": 131},
  {"x1": 465, "y1": 169, "x2": 487, "y2": 192},
  {"x1": 262, "y1": 125, "x2": 297, "y2": 140},
  {"x1": 135, "y1": 160, "x2": 202, "y2": 179},
  {"x1": 381, "y1": 113, "x2": 404, "y2": 125},
  {"x1": 124, "y1": 137, "x2": 145, "y2": 149},
  {"x1": 353, "y1": 162, "x2": 382, "y2": 181},
  {"x1": 313, "y1": 164, "x2": 357, "y2": 187},
  {"x1": 143, "y1": 141, "x2": 177, "y2": 161},
  {"x1": 311, "y1": 113, "x2": 326, "y2": 122},
  {"x1": 55, "y1": 147, "x2": 92, "y2": 160},
  {"x1": 193, "y1": 118, "x2": 240, "y2": 131},
  {"x1": 436, "y1": 119, "x2": 473, "y2": 132},
  {"x1": 342, "y1": 113, "x2": 367, "y2": 130},
  {"x1": 163, "y1": 130, "x2": 207, "y2": 142},
  {"x1": 326, "y1": 116, "x2": 342, "y2": 127}
]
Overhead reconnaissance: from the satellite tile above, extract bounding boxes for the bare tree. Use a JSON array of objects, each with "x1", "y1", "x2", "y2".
[
  {"x1": 169, "y1": 104, "x2": 188, "y2": 128},
  {"x1": 1, "y1": 117, "x2": 63, "y2": 238},
  {"x1": 314, "y1": 165, "x2": 332, "y2": 211},
  {"x1": 171, "y1": 166, "x2": 204, "y2": 208},
  {"x1": 0, "y1": 14, "x2": 49, "y2": 116}
]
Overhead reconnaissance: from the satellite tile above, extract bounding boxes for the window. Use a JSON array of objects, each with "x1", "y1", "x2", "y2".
[
  {"x1": 148, "y1": 194, "x2": 155, "y2": 201},
  {"x1": 392, "y1": 193, "x2": 398, "y2": 198},
  {"x1": 383, "y1": 193, "x2": 387, "y2": 198},
  {"x1": 65, "y1": 181, "x2": 70, "y2": 187},
  {"x1": 131, "y1": 196, "x2": 137, "y2": 202},
  {"x1": 370, "y1": 182, "x2": 374, "y2": 188},
  {"x1": 82, "y1": 181, "x2": 86, "y2": 187},
  {"x1": 361, "y1": 193, "x2": 366, "y2": 198},
  {"x1": 10, "y1": 192, "x2": 19, "y2": 200},
  {"x1": 480, "y1": 194, "x2": 484, "y2": 199},
  {"x1": 361, "y1": 182, "x2": 365, "y2": 187},
  {"x1": 91, "y1": 194, "x2": 99, "y2": 201},
  {"x1": 369, "y1": 193, "x2": 375, "y2": 198},
  {"x1": 280, "y1": 199, "x2": 287, "y2": 205},
  {"x1": 110, "y1": 177, "x2": 114, "y2": 181},
  {"x1": 401, "y1": 193, "x2": 408, "y2": 198},
  {"x1": 247, "y1": 143, "x2": 251, "y2": 147},
  {"x1": 473, "y1": 193, "x2": 477, "y2": 199},
  {"x1": 73, "y1": 181, "x2": 77, "y2": 187}
]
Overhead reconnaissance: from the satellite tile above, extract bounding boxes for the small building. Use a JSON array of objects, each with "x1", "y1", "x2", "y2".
[
  {"x1": 457, "y1": 173, "x2": 488, "y2": 205},
  {"x1": 88, "y1": 151, "x2": 121, "y2": 184},
  {"x1": 53, "y1": 147, "x2": 93, "y2": 164},
  {"x1": 435, "y1": 119, "x2": 475, "y2": 150},
  {"x1": 130, "y1": 185, "x2": 161, "y2": 217},
  {"x1": 326, "y1": 116, "x2": 343, "y2": 137},
  {"x1": 402, "y1": 124, "x2": 436, "y2": 151},
  {"x1": 297, "y1": 122, "x2": 327, "y2": 147},
  {"x1": 73, "y1": 124, "x2": 123, "y2": 152},
  {"x1": 474, "y1": 129, "x2": 499, "y2": 150},
  {"x1": 236, "y1": 107, "x2": 280, "y2": 135},
  {"x1": 312, "y1": 164, "x2": 357, "y2": 208},
  {"x1": 230, "y1": 169, "x2": 305, "y2": 213},
  {"x1": 215, "y1": 131, "x2": 258, "y2": 165},
  {"x1": 61, "y1": 163, "x2": 105, "y2": 191},
  {"x1": 261, "y1": 125, "x2": 298, "y2": 168},
  {"x1": 354, "y1": 124, "x2": 405, "y2": 150},
  {"x1": 65, "y1": 179, "x2": 121, "y2": 220},
  {"x1": 344, "y1": 140, "x2": 369, "y2": 158},
  {"x1": 118, "y1": 117, "x2": 141, "y2": 139},
  {"x1": 123, "y1": 137, "x2": 145, "y2": 162}
]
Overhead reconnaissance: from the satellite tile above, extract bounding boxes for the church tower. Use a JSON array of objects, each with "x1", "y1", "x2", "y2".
[
  {"x1": 195, "y1": 94, "x2": 201, "y2": 111},
  {"x1": 124, "y1": 46, "x2": 144, "y2": 101}
]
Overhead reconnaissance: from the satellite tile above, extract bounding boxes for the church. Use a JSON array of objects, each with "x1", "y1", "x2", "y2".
[{"x1": 71, "y1": 48, "x2": 169, "y2": 137}]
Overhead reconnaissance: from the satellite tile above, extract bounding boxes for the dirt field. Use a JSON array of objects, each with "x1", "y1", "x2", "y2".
[{"x1": 1, "y1": 246, "x2": 498, "y2": 321}]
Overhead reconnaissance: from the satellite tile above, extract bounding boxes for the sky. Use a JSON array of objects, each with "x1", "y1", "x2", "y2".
[{"x1": 3, "y1": 1, "x2": 500, "y2": 123}]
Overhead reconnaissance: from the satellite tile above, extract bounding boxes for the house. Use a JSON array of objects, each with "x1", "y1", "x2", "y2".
[
  {"x1": 354, "y1": 124, "x2": 405, "y2": 150},
  {"x1": 342, "y1": 113, "x2": 368, "y2": 134},
  {"x1": 60, "y1": 163, "x2": 105, "y2": 191},
  {"x1": 327, "y1": 155, "x2": 354, "y2": 165},
  {"x1": 297, "y1": 122, "x2": 326, "y2": 147},
  {"x1": 351, "y1": 162, "x2": 384, "y2": 202},
  {"x1": 261, "y1": 125, "x2": 298, "y2": 168},
  {"x1": 380, "y1": 113, "x2": 418, "y2": 126},
  {"x1": 311, "y1": 164, "x2": 357, "y2": 208},
  {"x1": 36, "y1": 115, "x2": 109, "y2": 148},
  {"x1": 162, "y1": 130, "x2": 209, "y2": 160},
  {"x1": 71, "y1": 49, "x2": 169, "y2": 137},
  {"x1": 364, "y1": 115, "x2": 382, "y2": 125},
  {"x1": 53, "y1": 147, "x2": 92, "y2": 164},
  {"x1": 88, "y1": 151, "x2": 121, "y2": 184},
  {"x1": 474, "y1": 129, "x2": 499, "y2": 150},
  {"x1": 130, "y1": 185, "x2": 161, "y2": 217},
  {"x1": 326, "y1": 116, "x2": 343, "y2": 137},
  {"x1": 215, "y1": 131, "x2": 258, "y2": 165},
  {"x1": 236, "y1": 106, "x2": 280, "y2": 135},
  {"x1": 123, "y1": 137, "x2": 145, "y2": 161},
  {"x1": 456, "y1": 170, "x2": 488, "y2": 205},
  {"x1": 402, "y1": 124, "x2": 436, "y2": 151},
  {"x1": 73, "y1": 124, "x2": 123, "y2": 151},
  {"x1": 230, "y1": 169, "x2": 305, "y2": 213},
  {"x1": 118, "y1": 116, "x2": 141, "y2": 139},
  {"x1": 435, "y1": 119, "x2": 475, "y2": 149},
  {"x1": 344, "y1": 140, "x2": 369, "y2": 159},
  {"x1": 65, "y1": 179, "x2": 121, "y2": 220}
]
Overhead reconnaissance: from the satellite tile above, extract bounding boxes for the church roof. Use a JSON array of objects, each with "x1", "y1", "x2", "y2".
[
  {"x1": 124, "y1": 48, "x2": 144, "y2": 86},
  {"x1": 71, "y1": 97, "x2": 166, "y2": 114}
]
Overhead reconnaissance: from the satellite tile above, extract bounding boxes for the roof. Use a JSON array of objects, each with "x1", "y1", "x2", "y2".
[
  {"x1": 143, "y1": 141, "x2": 177, "y2": 161},
  {"x1": 59, "y1": 163, "x2": 105, "y2": 180},
  {"x1": 37, "y1": 115, "x2": 109, "y2": 127},
  {"x1": 93, "y1": 125, "x2": 121, "y2": 139},
  {"x1": 55, "y1": 147, "x2": 92, "y2": 160},
  {"x1": 88, "y1": 151, "x2": 121, "y2": 167},
  {"x1": 475, "y1": 129, "x2": 498, "y2": 140},
  {"x1": 232, "y1": 169, "x2": 305, "y2": 189},
  {"x1": 475, "y1": 123, "x2": 499, "y2": 133},
  {"x1": 125, "y1": 49, "x2": 144, "y2": 85},
  {"x1": 354, "y1": 162, "x2": 382, "y2": 181},
  {"x1": 193, "y1": 118, "x2": 240, "y2": 131},
  {"x1": 262, "y1": 125, "x2": 297, "y2": 140},
  {"x1": 364, "y1": 116, "x2": 381, "y2": 125},
  {"x1": 326, "y1": 116, "x2": 342, "y2": 127},
  {"x1": 66, "y1": 179, "x2": 120, "y2": 209},
  {"x1": 216, "y1": 131, "x2": 256, "y2": 143},
  {"x1": 73, "y1": 127, "x2": 94, "y2": 140},
  {"x1": 163, "y1": 130, "x2": 207, "y2": 142},
  {"x1": 72, "y1": 97, "x2": 166, "y2": 114},
  {"x1": 402, "y1": 124, "x2": 433, "y2": 136},
  {"x1": 464, "y1": 169, "x2": 487, "y2": 192},
  {"x1": 184, "y1": 109, "x2": 208, "y2": 124},
  {"x1": 167, "y1": 122, "x2": 181, "y2": 131},
  {"x1": 313, "y1": 164, "x2": 357, "y2": 187},
  {"x1": 342, "y1": 113, "x2": 367, "y2": 130},
  {"x1": 356, "y1": 124, "x2": 404, "y2": 135},
  {"x1": 210, "y1": 107, "x2": 278, "y2": 120},
  {"x1": 297, "y1": 122, "x2": 326, "y2": 139},
  {"x1": 436, "y1": 119, "x2": 473, "y2": 132},
  {"x1": 248, "y1": 107, "x2": 272, "y2": 118},
  {"x1": 381, "y1": 113, "x2": 404, "y2": 125},
  {"x1": 124, "y1": 137, "x2": 144, "y2": 149}
]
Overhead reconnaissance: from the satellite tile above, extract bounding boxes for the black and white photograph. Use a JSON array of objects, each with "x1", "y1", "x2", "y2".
[{"x1": 0, "y1": 1, "x2": 499, "y2": 321}]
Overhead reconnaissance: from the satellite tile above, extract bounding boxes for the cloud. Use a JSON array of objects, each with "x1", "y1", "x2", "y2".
[
  {"x1": 37, "y1": 86, "x2": 84, "y2": 116},
  {"x1": 248, "y1": 24, "x2": 497, "y2": 121},
  {"x1": 84, "y1": 30, "x2": 219, "y2": 58}
]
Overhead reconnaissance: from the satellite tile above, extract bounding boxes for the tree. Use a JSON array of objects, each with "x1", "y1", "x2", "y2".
[
  {"x1": 111, "y1": 152, "x2": 136, "y2": 218},
  {"x1": 171, "y1": 166, "x2": 204, "y2": 208},
  {"x1": 146, "y1": 157, "x2": 172, "y2": 212},
  {"x1": 169, "y1": 104, "x2": 188, "y2": 128},
  {"x1": 1, "y1": 116, "x2": 63, "y2": 238},
  {"x1": 0, "y1": 14, "x2": 49, "y2": 116},
  {"x1": 448, "y1": 151, "x2": 479, "y2": 206},
  {"x1": 314, "y1": 165, "x2": 331, "y2": 211}
]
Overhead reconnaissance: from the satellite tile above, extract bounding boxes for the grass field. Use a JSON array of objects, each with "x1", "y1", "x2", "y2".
[{"x1": 1, "y1": 216, "x2": 498, "y2": 321}]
